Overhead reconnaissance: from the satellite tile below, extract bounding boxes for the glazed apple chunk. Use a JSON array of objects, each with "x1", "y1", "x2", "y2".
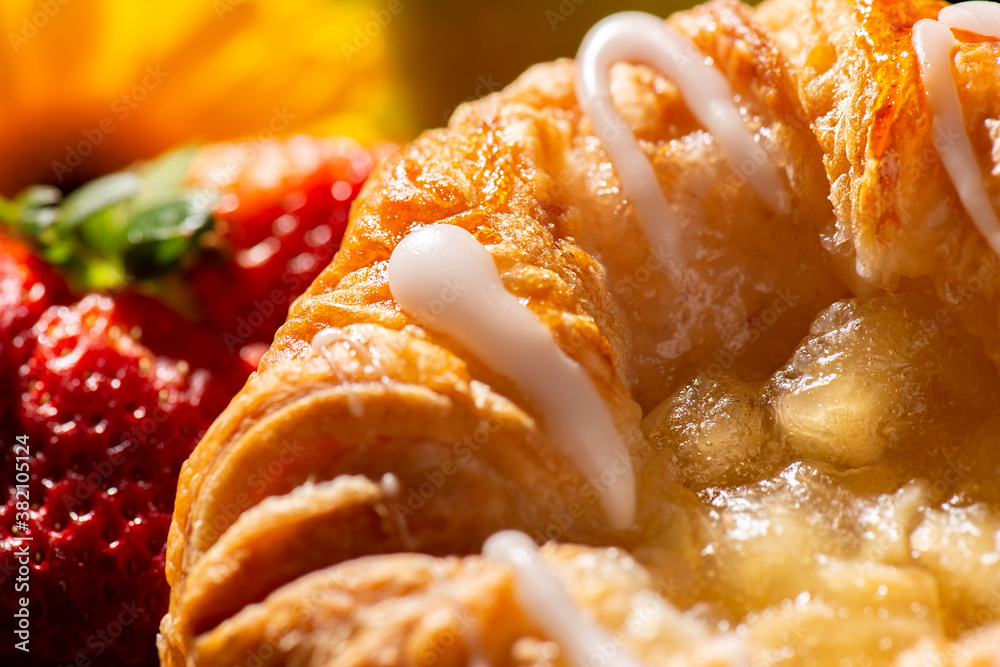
[
  {"x1": 641, "y1": 375, "x2": 782, "y2": 490},
  {"x1": 700, "y1": 466, "x2": 943, "y2": 661},
  {"x1": 766, "y1": 293, "x2": 1000, "y2": 471},
  {"x1": 638, "y1": 290, "x2": 1000, "y2": 656},
  {"x1": 693, "y1": 466, "x2": 1000, "y2": 661},
  {"x1": 642, "y1": 291, "x2": 1000, "y2": 488},
  {"x1": 912, "y1": 502, "x2": 1000, "y2": 637}
]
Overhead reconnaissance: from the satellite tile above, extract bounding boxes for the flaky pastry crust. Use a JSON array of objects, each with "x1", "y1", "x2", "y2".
[{"x1": 160, "y1": 0, "x2": 1000, "y2": 665}]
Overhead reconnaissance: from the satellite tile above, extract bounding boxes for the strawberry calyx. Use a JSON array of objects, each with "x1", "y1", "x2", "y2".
[{"x1": 0, "y1": 147, "x2": 217, "y2": 293}]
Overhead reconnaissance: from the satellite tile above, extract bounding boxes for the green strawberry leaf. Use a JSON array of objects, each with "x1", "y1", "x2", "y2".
[
  {"x1": 8, "y1": 186, "x2": 61, "y2": 235},
  {"x1": 77, "y1": 204, "x2": 126, "y2": 259},
  {"x1": 128, "y1": 198, "x2": 212, "y2": 243},
  {"x1": 122, "y1": 198, "x2": 214, "y2": 278},
  {"x1": 133, "y1": 146, "x2": 199, "y2": 208},
  {"x1": 61, "y1": 172, "x2": 141, "y2": 230},
  {"x1": 0, "y1": 146, "x2": 218, "y2": 292}
]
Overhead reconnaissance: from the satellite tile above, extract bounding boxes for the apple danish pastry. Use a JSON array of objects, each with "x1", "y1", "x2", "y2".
[{"x1": 160, "y1": 0, "x2": 1000, "y2": 665}]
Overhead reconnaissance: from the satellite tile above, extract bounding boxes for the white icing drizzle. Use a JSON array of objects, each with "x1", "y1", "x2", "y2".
[
  {"x1": 912, "y1": 7, "x2": 1000, "y2": 257},
  {"x1": 939, "y1": 2, "x2": 1000, "y2": 37},
  {"x1": 311, "y1": 327, "x2": 375, "y2": 417},
  {"x1": 375, "y1": 472, "x2": 416, "y2": 551},
  {"x1": 379, "y1": 471, "x2": 401, "y2": 498},
  {"x1": 483, "y1": 530, "x2": 647, "y2": 667},
  {"x1": 376, "y1": 475, "x2": 494, "y2": 663},
  {"x1": 575, "y1": 11, "x2": 788, "y2": 257},
  {"x1": 387, "y1": 225, "x2": 636, "y2": 530}
]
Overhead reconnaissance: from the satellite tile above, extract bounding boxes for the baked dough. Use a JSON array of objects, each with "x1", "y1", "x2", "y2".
[{"x1": 160, "y1": 0, "x2": 1000, "y2": 665}]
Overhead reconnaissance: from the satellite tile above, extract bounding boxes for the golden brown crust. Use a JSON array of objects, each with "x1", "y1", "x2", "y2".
[
  {"x1": 758, "y1": 0, "x2": 1000, "y2": 359},
  {"x1": 185, "y1": 554, "x2": 528, "y2": 667},
  {"x1": 181, "y1": 543, "x2": 749, "y2": 667},
  {"x1": 163, "y1": 70, "x2": 652, "y2": 663},
  {"x1": 161, "y1": 0, "x2": 1000, "y2": 665}
]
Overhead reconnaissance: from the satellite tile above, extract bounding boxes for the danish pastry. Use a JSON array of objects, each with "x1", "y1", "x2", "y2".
[{"x1": 159, "y1": 0, "x2": 1000, "y2": 665}]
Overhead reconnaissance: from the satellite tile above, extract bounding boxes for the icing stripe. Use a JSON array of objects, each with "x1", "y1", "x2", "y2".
[
  {"x1": 939, "y1": 2, "x2": 1000, "y2": 37},
  {"x1": 483, "y1": 530, "x2": 647, "y2": 667},
  {"x1": 912, "y1": 11, "x2": 1000, "y2": 257},
  {"x1": 387, "y1": 225, "x2": 636, "y2": 530},
  {"x1": 310, "y1": 326, "x2": 372, "y2": 417},
  {"x1": 575, "y1": 11, "x2": 788, "y2": 258}
]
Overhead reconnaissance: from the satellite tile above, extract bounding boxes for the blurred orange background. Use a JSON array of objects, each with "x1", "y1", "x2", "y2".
[{"x1": 0, "y1": 0, "x2": 690, "y2": 197}]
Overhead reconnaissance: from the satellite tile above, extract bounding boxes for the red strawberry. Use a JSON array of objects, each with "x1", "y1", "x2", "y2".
[
  {"x1": 0, "y1": 234, "x2": 68, "y2": 340},
  {"x1": 0, "y1": 235, "x2": 69, "y2": 423},
  {"x1": 0, "y1": 293, "x2": 249, "y2": 667},
  {"x1": 0, "y1": 135, "x2": 388, "y2": 666},
  {"x1": 184, "y1": 137, "x2": 395, "y2": 351},
  {"x1": 0, "y1": 137, "x2": 392, "y2": 355}
]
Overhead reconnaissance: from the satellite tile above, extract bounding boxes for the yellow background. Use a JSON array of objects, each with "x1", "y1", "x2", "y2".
[{"x1": 0, "y1": 0, "x2": 694, "y2": 196}]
